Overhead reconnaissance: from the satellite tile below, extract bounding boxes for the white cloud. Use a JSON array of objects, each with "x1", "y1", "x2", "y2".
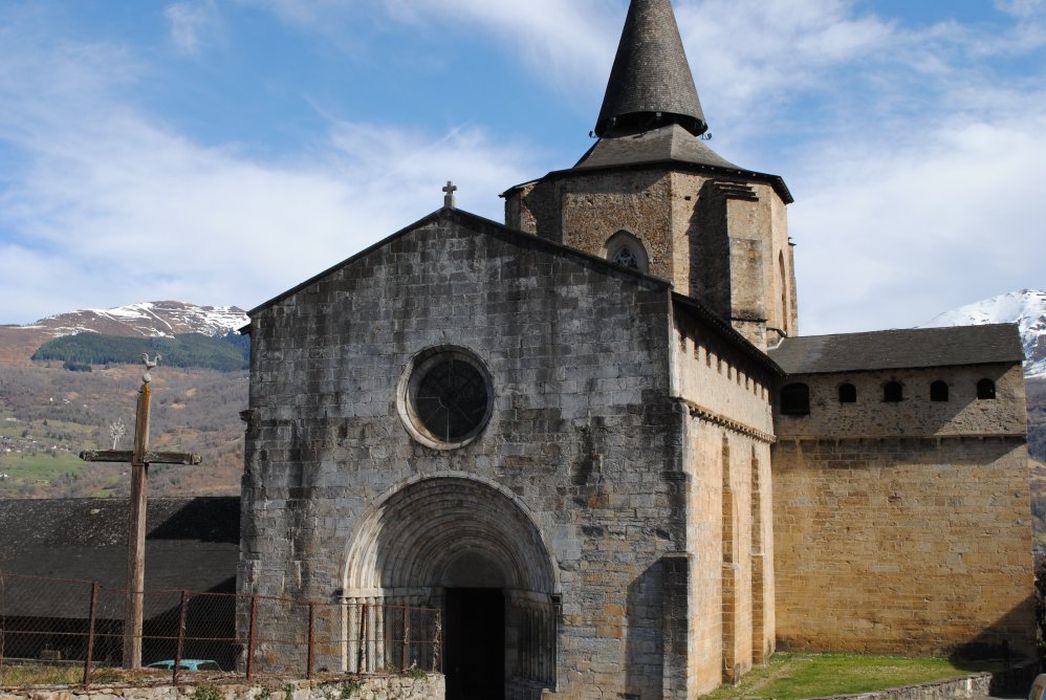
[
  {"x1": 164, "y1": 0, "x2": 223, "y2": 56},
  {"x1": 2, "y1": 0, "x2": 1045, "y2": 337},
  {"x1": 0, "y1": 26, "x2": 535, "y2": 324},
  {"x1": 385, "y1": 0, "x2": 617, "y2": 93},
  {"x1": 233, "y1": 0, "x2": 352, "y2": 29},
  {"x1": 996, "y1": 0, "x2": 1046, "y2": 18},
  {"x1": 676, "y1": 0, "x2": 896, "y2": 128},
  {"x1": 790, "y1": 107, "x2": 1046, "y2": 335}
]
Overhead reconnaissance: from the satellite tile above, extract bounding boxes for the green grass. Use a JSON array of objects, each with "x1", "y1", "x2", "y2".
[
  {"x1": 0, "y1": 417, "x2": 94, "y2": 440},
  {"x1": 0, "y1": 664, "x2": 84, "y2": 687},
  {"x1": 0, "y1": 451, "x2": 86, "y2": 485},
  {"x1": 703, "y1": 653, "x2": 998, "y2": 700}
]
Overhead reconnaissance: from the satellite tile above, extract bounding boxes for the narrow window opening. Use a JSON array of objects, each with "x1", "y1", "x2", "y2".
[
  {"x1": 883, "y1": 381, "x2": 904, "y2": 403},
  {"x1": 780, "y1": 383, "x2": 810, "y2": 416},
  {"x1": 838, "y1": 383, "x2": 857, "y2": 404},
  {"x1": 977, "y1": 379, "x2": 997, "y2": 400},
  {"x1": 778, "y1": 251, "x2": 788, "y2": 330},
  {"x1": 930, "y1": 381, "x2": 949, "y2": 402}
]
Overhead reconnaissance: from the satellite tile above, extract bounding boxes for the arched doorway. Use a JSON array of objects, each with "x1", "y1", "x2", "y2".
[{"x1": 343, "y1": 476, "x2": 558, "y2": 699}]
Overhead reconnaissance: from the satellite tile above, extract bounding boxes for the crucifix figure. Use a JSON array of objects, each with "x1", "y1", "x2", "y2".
[
  {"x1": 80, "y1": 354, "x2": 202, "y2": 669},
  {"x1": 443, "y1": 180, "x2": 458, "y2": 209}
]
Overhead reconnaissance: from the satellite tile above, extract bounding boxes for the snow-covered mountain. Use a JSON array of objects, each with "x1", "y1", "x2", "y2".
[
  {"x1": 923, "y1": 290, "x2": 1046, "y2": 379},
  {"x1": 16, "y1": 301, "x2": 249, "y2": 340}
]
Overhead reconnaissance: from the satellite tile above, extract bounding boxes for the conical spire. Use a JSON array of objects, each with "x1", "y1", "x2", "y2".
[{"x1": 595, "y1": 0, "x2": 707, "y2": 138}]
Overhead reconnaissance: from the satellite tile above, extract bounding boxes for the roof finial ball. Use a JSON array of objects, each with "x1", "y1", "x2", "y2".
[{"x1": 443, "y1": 181, "x2": 458, "y2": 209}]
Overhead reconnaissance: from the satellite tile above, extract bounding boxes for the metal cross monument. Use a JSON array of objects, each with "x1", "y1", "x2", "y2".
[{"x1": 80, "y1": 354, "x2": 202, "y2": 669}]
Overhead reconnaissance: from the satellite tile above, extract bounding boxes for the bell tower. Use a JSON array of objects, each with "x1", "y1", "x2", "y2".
[{"x1": 504, "y1": 0, "x2": 798, "y2": 349}]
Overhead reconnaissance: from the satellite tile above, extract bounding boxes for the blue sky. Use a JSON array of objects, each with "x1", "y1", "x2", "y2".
[{"x1": 0, "y1": 0, "x2": 1043, "y2": 334}]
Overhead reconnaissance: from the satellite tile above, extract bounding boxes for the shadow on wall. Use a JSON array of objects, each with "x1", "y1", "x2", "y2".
[
  {"x1": 948, "y1": 595, "x2": 1037, "y2": 696},
  {"x1": 625, "y1": 559, "x2": 665, "y2": 699},
  {"x1": 688, "y1": 180, "x2": 731, "y2": 316}
]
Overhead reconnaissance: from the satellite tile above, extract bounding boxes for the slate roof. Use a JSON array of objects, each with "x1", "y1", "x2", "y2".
[
  {"x1": 0, "y1": 497, "x2": 239, "y2": 618},
  {"x1": 503, "y1": 1, "x2": 793, "y2": 205},
  {"x1": 768, "y1": 324, "x2": 1025, "y2": 375},
  {"x1": 576, "y1": 124, "x2": 738, "y2": 171},
  {"x1": 596, "y1": 0, "x2": 706, "y2": 137}
]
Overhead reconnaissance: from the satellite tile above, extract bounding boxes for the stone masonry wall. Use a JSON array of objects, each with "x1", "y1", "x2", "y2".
[
  {"x1": 506, "y1": 168, "x2": 795, "y2": 352},
  {"x1": 242, "y1": 210, "x2": 694, "y2": 699},
  {"x1": 776, "y1": 365, "x2": 1027, "y2": 439},
  {"x1": 672, "y1": 308, "x2": 777, "y2": 692},
  {"x1": 0, "y1": 676, "x2": 445, "y2": 700},
  {"x1": 773, "y1": 363, "x2": 1035, "y2": 657},
  {"x1": 773, "y1": 437, "x2": 1035, "y2": 657}
]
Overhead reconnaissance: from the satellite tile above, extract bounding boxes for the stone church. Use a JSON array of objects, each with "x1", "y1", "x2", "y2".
[{"x1": 238, "y1": 0, "x2": 1035, "y2": 697}]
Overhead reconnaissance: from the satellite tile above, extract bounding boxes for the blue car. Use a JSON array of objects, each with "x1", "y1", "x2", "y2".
[{"x1": 145, "y1": 659, "x2": 222, "y2": 671}]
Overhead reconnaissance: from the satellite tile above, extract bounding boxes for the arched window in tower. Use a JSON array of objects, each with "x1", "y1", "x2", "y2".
[
  {"x1": 780, "y1": 383, "x2": 810, "y2": 416},
  {"x1": 930, "y1": 381, "x2": 949, "y2": 402},
  {"x1": 883, "y1": 381, "x2": 904, "y2": 403},
  {"x1": 604, "y1": 230, "x2": 649, "y2": 273},
  {"x1": 838, "y1": 382, "x2": 857, "y2": 404},
  {"x1": 977, "y1": 379, "x2": 997, "y2": 400}
]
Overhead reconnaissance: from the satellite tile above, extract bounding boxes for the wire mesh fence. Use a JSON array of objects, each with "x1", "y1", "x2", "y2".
[{"x1": 0, "y1": 572, "x2": 441, "y2": 688}]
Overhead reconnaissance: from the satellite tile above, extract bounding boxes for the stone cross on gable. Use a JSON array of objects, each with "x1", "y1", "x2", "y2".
[
  {"x1": 80, "y1": 354, "x2": 201, "y2": 670},
  {"x1": 443, "y1": 180, "x2": 458, "y2": 209}
]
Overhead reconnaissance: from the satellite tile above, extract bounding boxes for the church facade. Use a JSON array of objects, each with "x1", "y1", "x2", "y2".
[{"x1": 238, "y1": 1, "x2": 1034, "y2": 698}]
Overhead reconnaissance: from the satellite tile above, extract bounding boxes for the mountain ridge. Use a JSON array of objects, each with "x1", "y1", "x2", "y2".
[
  {"x1": 20, "y1": 301, "x2": 249, "y2": 339},
  {"x1": 922, "y1": 289, "x2": 1046, "y2": 378},
  {"x1": 0, "y1": 301, "x2": 249, "y2": 368}
]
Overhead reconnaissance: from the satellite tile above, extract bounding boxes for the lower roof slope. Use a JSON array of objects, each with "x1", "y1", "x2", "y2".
[
  {"x1": 0, "y1": 497, "x2": 239, "y2": 617},
  {"x1": 768, "y1": 324, "x2": 1024, "y2": 375},
  {"x1": 576, "y1": 124, "x2": 738, "y2": 171}
]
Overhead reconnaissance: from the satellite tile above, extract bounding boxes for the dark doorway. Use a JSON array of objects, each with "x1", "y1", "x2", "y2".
[{"x1": 445, "y1": 588, "x2": 505, "y2": 700}]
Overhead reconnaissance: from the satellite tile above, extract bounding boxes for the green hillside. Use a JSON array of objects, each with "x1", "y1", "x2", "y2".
[{"x1": 32, "y1": 332, "x2": 249, "y2": 371}]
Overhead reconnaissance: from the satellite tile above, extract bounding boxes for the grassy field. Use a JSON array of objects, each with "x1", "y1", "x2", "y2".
[
  {"x1": 0, "y1": 664, "x2": 168, "y2": 688},
  {"x1": 0, "y1": 451, "x2": 86, "y2": 482},
  {"x1": 703, "y1": 653, "x2": 998, "y2": 700},
  {"x1": 0, "y1": 364, "x2": 245, "y2": 499},
  {"x1": 0, "y1": 417, "x2": 97, "y2": 441}
]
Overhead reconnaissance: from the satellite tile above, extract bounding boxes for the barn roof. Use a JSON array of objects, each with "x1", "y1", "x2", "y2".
[
  {"x1": 768, "y1": 324, "x2": 1025, "y2": 375},
  {"x1": 0, "y1": 497, "x2": 239, "y2": 619}
]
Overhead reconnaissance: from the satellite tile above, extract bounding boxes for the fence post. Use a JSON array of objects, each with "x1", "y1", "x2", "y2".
[
  {"x1": 246, "y1": 594, "x2": 257, "y2": 681},
  {"x1": 173, "y1": 590, "x2": 188, "y2": 686},
  {"x1": 400, "y1": 606, "x2": 408, "y2": 673},
  {"x1": 432, "y1": 608, "x2": 442, "y2": 673},
  {"x1": 306, "y1": 602, "x2": 315, "y2": 679},
  {"x1": 0, "y1": 573, "x2": 6, "y2": 681},
  {"x1": 82, "y1": 582, "x2": 99, "y2": 688}
]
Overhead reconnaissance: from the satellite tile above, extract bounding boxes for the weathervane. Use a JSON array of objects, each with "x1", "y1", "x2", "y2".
[{"x1": 141, "y1": 353, "x2": 161, "y2": 383}]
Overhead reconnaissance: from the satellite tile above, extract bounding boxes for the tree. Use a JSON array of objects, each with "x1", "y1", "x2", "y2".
[{"x1": 109, "y1": 419, "x2": 127, "y2": 450}]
